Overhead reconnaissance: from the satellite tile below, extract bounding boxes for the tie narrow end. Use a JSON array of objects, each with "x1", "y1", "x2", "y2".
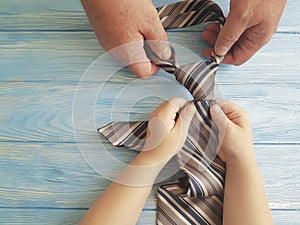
[{"x1": 211, "y1": 50, "x2": 224, "y2": 64}]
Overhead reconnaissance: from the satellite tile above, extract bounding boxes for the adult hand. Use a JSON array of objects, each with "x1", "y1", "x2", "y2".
[
  {"x1": 202, "y1": 0, "x2": 286, "y2": 65},
  {"x1": 210, "y1": 99, "x2": 254, "y2": 164},
  {"x1": 81, "y1": 0, "x2": 171, "y2": 78}
]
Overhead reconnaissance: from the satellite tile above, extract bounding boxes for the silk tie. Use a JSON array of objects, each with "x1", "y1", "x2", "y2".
[{"x1": 99, "y1": 0, "x2": 226, "y2": 224}]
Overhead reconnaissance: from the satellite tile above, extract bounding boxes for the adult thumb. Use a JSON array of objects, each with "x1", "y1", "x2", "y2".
[{"x1": 214, "y1": 11, "x2": 246, "y2": 56}]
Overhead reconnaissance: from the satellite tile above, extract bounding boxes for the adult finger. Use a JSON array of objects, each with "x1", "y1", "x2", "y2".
[
  {"x1": 108, "y1": 38, "x2": 160, "y2": 78},
  {"x1": 222, "y1": 25, "x2": 271, "y2": 65},
  {"x1": 219, "y1": 41, "x2": 257, "y2": 65},
  {"x1": 128, "y1": 62, "x2": 160, "y2": 79},
  {"x1": 142, "y1": 16, "x2": 172, "y2": 60},
  {"x1": 131, "y1": 21, "x2": 170, "y2": 77},
  {"x1": 206, "y1": 23, "x2": 221, "y2": 32},
  {"x1": 202, "y1": 30, "x2": 218, "y2": 46},
  {"x1": 125, "y1": 41, "x2": 160, "y2": 78},
  {"x1": 202, "y1": 45, "x2": 255, "y2": 64},
  {"x1": 214, "y1": 10, "x2": 248, "y2": 56},
  {"x1": 201, "y1": 23, "x2": 220, "y2": 45},
  {"x1": 202, "y1": 48, "x2": 213, "y2": 59}
]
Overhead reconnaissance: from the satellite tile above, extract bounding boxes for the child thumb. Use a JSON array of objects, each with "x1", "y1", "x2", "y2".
[
  {"x1": 210, "y1": 103, "x2": 231, "y2": 132},
  {"x1": 174, "y1": 102, "x2": 195, "y2": 139}
]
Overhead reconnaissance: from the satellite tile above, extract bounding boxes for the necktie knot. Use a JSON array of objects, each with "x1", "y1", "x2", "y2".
[
  {"x1": 145, "y1": 43, "x2": 221, "y2": 100},
  {"x1": 174, "y1": 60, "x2": 218, "y2": 100}
]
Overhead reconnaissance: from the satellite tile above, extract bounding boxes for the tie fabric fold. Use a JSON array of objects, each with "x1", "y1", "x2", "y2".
[{"x1": 98, "y1": 0, "x2": 226, "y2": 224}]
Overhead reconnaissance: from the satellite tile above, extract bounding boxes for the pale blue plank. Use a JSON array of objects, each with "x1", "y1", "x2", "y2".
[
  {"x1": 0, "y1": 0, "x2": 299, "y2": 31},
  {"x1": 0, "y1": 143, "x2": 299, "y2": 209},
  {"x1": 0, "y1": 0, "x2": 83, "y2": 14},
  {"x1": 0, "y1": 0, "x2": 299, "y2": 224},
  {"x1": 0, "y1": 209, "x2": 298, "y2": 225},
  {"x1": 0, "y1": 81, "x2": 299, "y2": 143},
  {"x1": 0, "y1": 32, "x2": 299, "y2": 83}
]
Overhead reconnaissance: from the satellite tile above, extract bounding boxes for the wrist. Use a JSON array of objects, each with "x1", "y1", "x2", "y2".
[
  {"x1": 114, "y1": 152, "x2": 166, "y2": 187},
  {"x1": 133, "y1": 149, "x2": 171, "y2": 168},
  {"x1": 226, "y1": 154, "x2": 257, "y2": 171}
]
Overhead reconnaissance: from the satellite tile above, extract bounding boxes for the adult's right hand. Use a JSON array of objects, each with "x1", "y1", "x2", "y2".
[{"x1": 81, "y1": 0, "x2": 171, "y2": 78}]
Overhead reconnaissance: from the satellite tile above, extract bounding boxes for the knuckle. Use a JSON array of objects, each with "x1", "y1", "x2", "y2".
[
  {"x1": 235, "y1": 10, "x2": 249, "y2": 23},
  {"x1": 230, "y1": 3, "x2": 251, "y2": 23},
  {"x1": 142, "y1": 11, "x2": 168, "y2": 40},
  {"x1": 246, "y1": 26, "x2": 272, "y2": 47}
]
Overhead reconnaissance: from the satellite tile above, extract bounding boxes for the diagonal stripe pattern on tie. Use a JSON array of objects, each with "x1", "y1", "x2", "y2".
[{"x1": 98, "y1": 0, "x2": 226, "y2": 224}]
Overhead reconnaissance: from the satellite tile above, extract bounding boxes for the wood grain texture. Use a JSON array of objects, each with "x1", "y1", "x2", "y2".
[
  {"x1": 0, "y1": 143, "x2": 299, "y2": 209},
  {"x1": 0, "y1": 0, "x2": 299, "y2": 32},
  {"x1": 0, "y1": 32, "x2": 299, "y2": 83},
  {"x1": 0, "y1": 81, "x2": 299, "y2": 143},
  {"x1": 1, "y1": 0, "x2": 299, "y2": 224},
  {"x1": 0, "y1": 209, "x2": 298, "y2": 225}
]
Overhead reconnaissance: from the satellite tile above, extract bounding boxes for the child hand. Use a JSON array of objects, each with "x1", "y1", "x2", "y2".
[
  {"x1": 210, "y1": 99, "x2": 255, "y2": 165},
  {"x1": 141, "y1": 97, "x2": 195, "y2": 164},
  {"x1": 117, "y1": 97, "x2": 195, "y2": 186}
]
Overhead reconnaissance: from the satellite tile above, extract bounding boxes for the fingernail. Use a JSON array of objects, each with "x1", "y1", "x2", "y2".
[
  {"x1": 160, "y1": 45, "x2": 172, "y2": 59},
  {"x1": 211, "y1": 104, "x2": 221, "y2": 114},
  {"x1": 214, "y1": 46, "x2": 227, "y2": 56},
  {"x1": 186, "y1": 102, "x2": 196, "y2": 116}
]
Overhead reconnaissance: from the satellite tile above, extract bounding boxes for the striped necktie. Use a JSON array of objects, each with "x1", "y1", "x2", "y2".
[{"x1": 99, "y1": 0, "x2": 226, "y2": 224}]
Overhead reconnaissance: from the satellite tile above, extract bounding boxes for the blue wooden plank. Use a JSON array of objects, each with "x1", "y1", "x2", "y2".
[
  {"x1": 0, "y1": 0, "x2": 299, "y2": 32},
  {"x1": 0, "y1": 143, "x2": 299, "y2": 209},
  {"x1": 0, "y1": 32, "x2": 299, "y2": 83},
  {"x1": 0, "y1": 209, "x2": 298, "y2": 225},
  {"x1": 0, "y1": 0, "x2": 299, "y2": 224},
  {"x1": 0, "y1": 81, "x2": 299, "y2": 143}
]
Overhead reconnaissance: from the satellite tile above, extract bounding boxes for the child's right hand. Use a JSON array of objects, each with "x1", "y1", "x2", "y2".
[
  {"x1": 210, "y1": 100, "x2": 255, "y2": 165},
  {"x1": 211, "y1": 100, "x2": 274, "y2": 225}
]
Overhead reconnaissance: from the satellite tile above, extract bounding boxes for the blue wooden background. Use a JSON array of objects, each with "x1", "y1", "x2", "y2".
[{"x1": 0, "y1": 0, "x2": 299, "y2": 224}]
